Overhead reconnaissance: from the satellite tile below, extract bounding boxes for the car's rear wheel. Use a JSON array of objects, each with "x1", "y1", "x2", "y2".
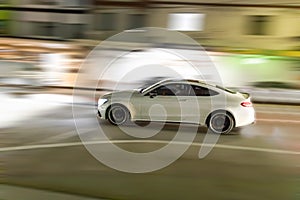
[
  {"x1": 107, "y1": 104, "x2": 130, "y2": 126},
  {"x1": 207, "y1": 111, "x2": 234, "y2": 134}
]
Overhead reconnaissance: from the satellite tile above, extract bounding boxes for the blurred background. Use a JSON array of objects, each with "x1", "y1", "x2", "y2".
[
  {"x1": 0, "y1": 1, "x2": 299, "y2": 200},
  {"x1": 0, "y1": 0, "x2": 299, "y2": 100}
]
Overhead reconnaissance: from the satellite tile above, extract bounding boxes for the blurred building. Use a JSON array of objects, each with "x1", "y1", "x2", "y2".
[
  {"x1": 85, "y1": 0, "x2": 149, "y2": 40},
  {"x1": 9, "y1": 0, "x2": 92, "y2": 39},
  {"x1": 88, "y1": 0, "x2": 300, "y2": 51},
  {"x1": 0, "y1": 1, "x2": 299, "y2": 87},
  {"x1": 0, "y1": 1, "x2": 10, "y2": 34},
  {"x1": 0, "y1": 0, "x2": 300, "y2": 50}
]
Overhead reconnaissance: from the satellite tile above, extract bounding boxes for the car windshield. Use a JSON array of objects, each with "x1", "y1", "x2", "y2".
[
  {"x1": 139, "y1": 87, "x2": 146, "y2": 93},
  {"x1": 140, "y1": 84, "x2": 155, "y2": 93},
  {"x1": 139, "y1": 81, "x2": 165, "y2": 94}
]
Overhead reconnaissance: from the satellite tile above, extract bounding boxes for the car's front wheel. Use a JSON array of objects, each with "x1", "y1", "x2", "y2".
[
  {"x1": 107, "y1": 104, "x2": 130, "y2": 126},
  {"x1": 207, "y1": 111, "x2": 235, "y2": 134}
]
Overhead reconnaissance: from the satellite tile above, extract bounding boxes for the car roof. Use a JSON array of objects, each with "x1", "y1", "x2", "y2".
[
  {"x1": 142, "y1": 78, "x2": 237, "y2": 94},
  {"x1": 141, "y1": 78, "x2": 211, "y2": 93},
  {"x1": 157, "y1": 78, "x2": 214, "y2": 87}
]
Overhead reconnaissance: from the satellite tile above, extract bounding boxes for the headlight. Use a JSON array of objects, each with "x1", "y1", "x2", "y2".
[{"x1": 98, "y1": 98, "x2": 108, "y2": 106}]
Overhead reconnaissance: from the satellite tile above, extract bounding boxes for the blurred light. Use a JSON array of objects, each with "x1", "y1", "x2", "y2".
[
  {"x1": 40, "y1": 43, "x2": 70, "y2": 49},
  {"x1": 124, "y1": 29, "x2": 146, "y2": 33},
  {"x1": 241, "y1": 101, "x2": 253, "y2": 107},
  {"x1": 168, "y1": 13, "x2": 205, "y2": 31},
  {"x1": 242, "y1": 57, "x2": 267, "y2": 64},
  {"x1": 39, "y1": 53, "x2": 67, "y2": 85}
]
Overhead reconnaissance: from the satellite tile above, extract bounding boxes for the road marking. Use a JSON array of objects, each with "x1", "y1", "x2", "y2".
[
  {"x1": 257, "y1": 111, "x2": 300, "y2": 116},
  {"x1": 258, "y1": 118, "x2": 300, "y2": 124},
  {"x1": 0, "y1": 140, "x2": 299, "y2": 155}
]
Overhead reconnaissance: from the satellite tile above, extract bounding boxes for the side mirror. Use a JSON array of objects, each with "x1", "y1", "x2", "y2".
[{"x1": 149, "y1": 92, "x2": 157, "y2": 98}]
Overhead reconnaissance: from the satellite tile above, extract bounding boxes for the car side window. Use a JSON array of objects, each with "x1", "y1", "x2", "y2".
[
  {"x1": 191, "y1": 85, "x2": 219, "y2": 96},
  {"x1": 151, "y1": 83, "x2": 191, "y2": 96},
  {"x1": 155, "y1": 85, "x2": 175, "y2": 96}
]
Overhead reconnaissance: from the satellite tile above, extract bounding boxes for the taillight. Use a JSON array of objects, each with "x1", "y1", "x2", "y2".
[{"x1": 241, "y1": 101, "x2": 252, "y2": 107}]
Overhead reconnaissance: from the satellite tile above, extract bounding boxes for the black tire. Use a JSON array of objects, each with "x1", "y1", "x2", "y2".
[
  {"x1": 107, "y1": 104, "x2": 130, "y2": 126},
  {"x1": 207, "y1": 111, "x2": 235, "y2": 134}
]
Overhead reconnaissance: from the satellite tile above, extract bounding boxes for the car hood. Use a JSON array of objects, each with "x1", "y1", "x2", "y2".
[{"x1": 102, "y1": 89, "x2": 140, "y2": 99}]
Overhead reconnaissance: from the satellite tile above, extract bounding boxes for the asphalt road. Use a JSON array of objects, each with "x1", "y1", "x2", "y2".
[{"x1": 0, "y1": 91, "x2": 299, "y2": 200}]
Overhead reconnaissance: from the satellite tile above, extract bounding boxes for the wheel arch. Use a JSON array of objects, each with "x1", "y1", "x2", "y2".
[
  {"x1": 105, "y1": 103, "x2": 132, "y2": 120},
  {"x1": 205, "y1": 109, "x2": 236, "y2": 128}
]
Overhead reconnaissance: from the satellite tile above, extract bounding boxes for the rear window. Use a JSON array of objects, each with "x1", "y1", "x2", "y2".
[{"x1": 191, "y1": 85, "x2": 219, "y2": 96}]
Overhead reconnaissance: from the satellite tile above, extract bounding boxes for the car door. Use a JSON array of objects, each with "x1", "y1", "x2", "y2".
[
  {"x1": 138, "y1": 83, "x2": 189, "y2": 122},
  {"x1": 185, "y1": 84, "x2": 219, "y2": 124}
]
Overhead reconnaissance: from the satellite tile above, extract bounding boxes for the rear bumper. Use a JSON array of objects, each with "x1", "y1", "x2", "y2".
[{"x1": 235, "y1": 107, "x2": 256, "y2": 127}]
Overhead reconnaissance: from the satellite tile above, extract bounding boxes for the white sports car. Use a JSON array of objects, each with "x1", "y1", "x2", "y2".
[{"x1": 97, "y1": 79, "x2": 255, "y2": 134}]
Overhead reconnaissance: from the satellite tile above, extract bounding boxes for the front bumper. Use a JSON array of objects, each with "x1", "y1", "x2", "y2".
[
  {"x1": 97, "y1": 110, "x2": 102, "y2": 118},
  {"x1": 97, "y1": 104, "x2": 108, "y2": 120}
]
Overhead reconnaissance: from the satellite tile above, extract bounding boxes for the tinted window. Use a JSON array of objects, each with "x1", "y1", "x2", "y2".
[
  {"x1": 191, "y1": 85, "x2": 219, "y2": 96},
  {"x1": 156, "y1": 86, "x2": 174, "y2": 96},
  {"x1": 151, "y1": 83, "x2": 191, "y2": 96}
]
